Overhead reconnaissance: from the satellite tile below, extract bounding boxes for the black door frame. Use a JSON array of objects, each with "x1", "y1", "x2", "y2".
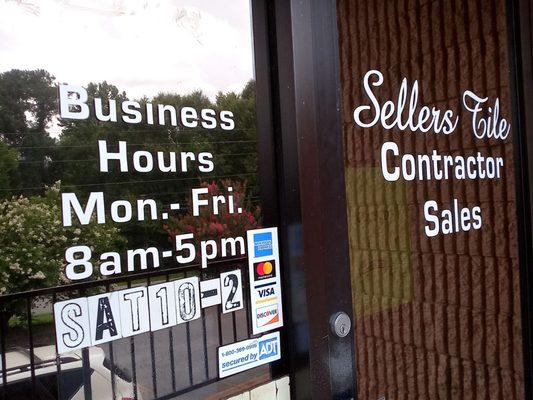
[
  {"x1": 287, "y1": 0, "x2": 357, "y2": 398},
  {"x1": 509, "y1": 0, "x2": 533, "y2": 399},
  {"x1": 253, "y1": 0, "x2": 357, "y2": 398},
  {"x1": 252, "y1": 1, "x2": 313, "y2": 398}
]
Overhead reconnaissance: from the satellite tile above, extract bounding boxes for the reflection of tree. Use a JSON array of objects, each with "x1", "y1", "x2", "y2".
[
  {"x1": 0, "y1": 69, "x2": 260, "y2": 294},
  {"x1": 54, "y1": 79, "x2": 260, "y2": 250},
  {"x1": 0, "y1": 69, "x2": 57, "y2": 195},
  {"x1": 0, "y1": 141, "x2": 18, "y2": 195},
  {"x1": 0, "y1": 70, "x2": 259, "y2": 204},
  {"x1": 0, "y1": 69, "x2": 55, "y2": 142},
  {"x1": 0, "y1": 182, "x2": 125, "y2": 317}
]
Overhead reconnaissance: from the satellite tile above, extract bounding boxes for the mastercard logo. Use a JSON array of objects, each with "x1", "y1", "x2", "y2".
[
  {"x1": 256, "y1": 261, "x2": 273, "y2": 275},
  {"x1": 254, "y1": 260, "x2": 276, "y2": 280}
]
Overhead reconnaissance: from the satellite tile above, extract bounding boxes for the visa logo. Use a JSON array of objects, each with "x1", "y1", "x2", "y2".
[
  {"x1": 258, "y1": 337, "x2": 278, "y2": 360},
  {"x1": 258, "y1": 288, "x2": 275, "y2": 298}
]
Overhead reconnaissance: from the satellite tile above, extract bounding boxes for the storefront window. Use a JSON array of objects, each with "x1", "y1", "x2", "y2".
[
  {"x1": 0, "y1": 1, "x2": 269, "y2": 398},
  {"x1": 339, "y1": 0, "x2": 525, "y2": 398}
]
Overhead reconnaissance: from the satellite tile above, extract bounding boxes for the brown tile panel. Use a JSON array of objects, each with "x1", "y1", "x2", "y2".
[{"x1": 338, "y1": 0, "x2": 525, "y2": 398}]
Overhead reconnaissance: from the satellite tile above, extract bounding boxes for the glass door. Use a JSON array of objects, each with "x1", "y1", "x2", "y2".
[
  {"x1": 0, "y1": 1, "x2": 286, "y2": 399},
  {"x1": 337, "y1": 0, "x2": 526, "y2": 398}
]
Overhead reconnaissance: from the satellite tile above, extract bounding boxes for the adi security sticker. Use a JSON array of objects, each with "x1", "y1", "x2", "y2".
[{"x1": 218, "y1": 331, "x2": 281, "y2": 378}]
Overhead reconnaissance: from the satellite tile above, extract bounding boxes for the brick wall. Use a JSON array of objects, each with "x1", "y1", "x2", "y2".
[{"x1": 338, "y1": 0, "x2": 524, "y2": 398}]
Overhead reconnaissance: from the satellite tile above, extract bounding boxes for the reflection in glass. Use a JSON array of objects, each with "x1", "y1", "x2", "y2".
[
  {"x1": 0, "y1": 1, "x2": 267, "y2": 398},
  {"x1": 339, "y1": 0, "x2": 525, "y2": 398}
]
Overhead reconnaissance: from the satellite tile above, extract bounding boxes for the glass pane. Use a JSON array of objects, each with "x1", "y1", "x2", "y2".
[
  {"x1": 0, "y1": 1, "x2": 270, "y2": 399},
  {"x1": 338, "y1": 0, "x2": 524, "y2": 398}
]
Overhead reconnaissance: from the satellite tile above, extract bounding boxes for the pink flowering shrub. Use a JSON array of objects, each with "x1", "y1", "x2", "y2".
[{"x1": 163, "y1": 180, "x2": 261, "y2": 259}]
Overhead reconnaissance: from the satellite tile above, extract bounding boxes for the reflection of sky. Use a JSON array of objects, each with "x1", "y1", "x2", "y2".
[{"x1": 0, "y1": 0, "x2": 254, "y2": 99}]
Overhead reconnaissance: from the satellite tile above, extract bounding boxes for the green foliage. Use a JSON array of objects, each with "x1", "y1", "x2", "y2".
[
  {"x1": 0, "y1": 69, "x2": 56, "y2": 143},
  {"x1": 52, "y1": 78, "x2": 261, "y2": 250},
  {"x1": 0, "y1": 69, "x2": 58, "y2": 197},
  {"x1": 0, "y1": 140, "x2": 18, "y2": 194},
  {"x1": 0, "y1": 182, "x2": 126, "y2": 295},
  {"x1": 212, "y1": 80, "x2": 258, "y2": 185},
  {"x1": 9, "y1": 313, "x2": 53, "y2": 329},
  {"x1": 0, "y1": 68, "x2": 261, "y2": 295}
]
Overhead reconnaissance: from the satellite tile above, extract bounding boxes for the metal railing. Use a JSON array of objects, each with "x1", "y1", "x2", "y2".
[{"x1": 0, "y1": 257, "x2": 252, "y2": 400}]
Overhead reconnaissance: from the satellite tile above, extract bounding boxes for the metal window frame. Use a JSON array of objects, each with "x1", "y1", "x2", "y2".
[
  {"x1": 508, "y1": 0, "x2": 533, "y2": 399},
  {"x1": 255, "y1": 0, "x2": 357, "y2": 398}
]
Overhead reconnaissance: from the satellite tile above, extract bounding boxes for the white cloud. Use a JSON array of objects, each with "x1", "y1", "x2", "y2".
[{"x1": 0, "y1": 0, "x2": 254, "y2": 99}]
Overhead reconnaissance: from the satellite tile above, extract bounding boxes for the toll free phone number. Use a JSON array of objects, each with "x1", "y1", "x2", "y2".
[{"x1": 220, "y1": 342, "x2": 257, "y2": 358}]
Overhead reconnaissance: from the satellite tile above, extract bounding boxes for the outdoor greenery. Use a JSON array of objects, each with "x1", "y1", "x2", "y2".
[
  {"x1": 0, "y1": 182, "x2": 126, "y2": 295},
  {"x1": 9, "y1": 313, "x2": 54, "y2": 329},
  {"x1": 0, "y1": 69, "x2": 260, "y2": 296}
]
